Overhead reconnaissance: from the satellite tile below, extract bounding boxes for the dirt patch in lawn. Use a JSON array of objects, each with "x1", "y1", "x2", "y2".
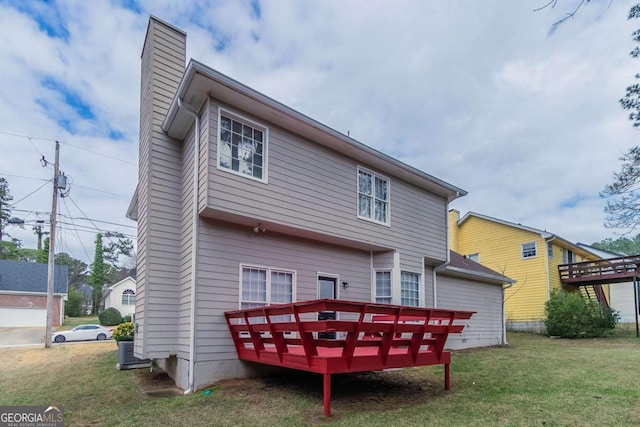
[
  {"x1": 139, "y1": 370, "x2": 183, "y2": 398},
  {"x1": 215, "y1": 368, "x2": 446, "y2": 421}
]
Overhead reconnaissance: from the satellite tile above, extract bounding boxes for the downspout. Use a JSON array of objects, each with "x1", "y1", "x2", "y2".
[
  {"x1": 501, "y1": 281, "x2": 514, "y2": 345},
  {"x1": 178, "y1": 98, "x2": 200, "y2": 394},
  {"x1": 544, "y1": 236, "x2": 556, "y2": 302},
  {"x1": 432, "y1": 201, "x2": 454, "y2": 308}
]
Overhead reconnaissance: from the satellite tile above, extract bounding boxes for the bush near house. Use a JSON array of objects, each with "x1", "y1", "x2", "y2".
[
  {"x1": 112, "y1": 322, "x2": 134, "y2": 342},
  {"x1": 545, "y1": 289, "x2": 618, "y2": 338},
  {"x1": 98, "y1": 307, "x2": 123, "y2": 326}
]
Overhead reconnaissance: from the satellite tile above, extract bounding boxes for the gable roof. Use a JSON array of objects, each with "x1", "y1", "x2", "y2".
[
  {"x1": 456, "y1": 211, "x2": 599, "y2": 258},
  {"x1": 161, "y1": 59, "x2": 467, "y2": 203},
  {"x1": 0, "y1": 259, "x2": 69, "y2": 294},
  {"x1": 576, "y1": 242, "x2": 625, "y2": 258},
  {"x1": 440, "y1": 251, "x2": 515, "y2": 285}
]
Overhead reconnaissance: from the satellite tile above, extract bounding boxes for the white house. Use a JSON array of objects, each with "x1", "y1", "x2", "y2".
[{"x1": 103, "y1": 277, "x2": 136, "y2": 317}]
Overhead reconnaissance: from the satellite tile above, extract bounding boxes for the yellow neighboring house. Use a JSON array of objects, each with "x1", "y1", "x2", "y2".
[{"x1": 448, "y1": 210, "x2": 607, "y2": 332}]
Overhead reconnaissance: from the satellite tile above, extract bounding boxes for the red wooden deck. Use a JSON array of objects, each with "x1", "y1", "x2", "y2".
[{"x1": 225, "y1": 299, "x2": 474, "y2": 416}]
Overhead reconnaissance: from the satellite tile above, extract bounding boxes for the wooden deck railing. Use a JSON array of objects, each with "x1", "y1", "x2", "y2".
[
  {"x1": 225, "y1": 299, "x2": 474, "y2": 416},
  {"x1": 558, "y1": 255, "x2": 640, "y2": 285}
]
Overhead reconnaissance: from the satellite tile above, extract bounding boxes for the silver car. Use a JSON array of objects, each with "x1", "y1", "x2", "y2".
[{"x1": 52, "y1": 324, "x2": 113, "y2": 343}]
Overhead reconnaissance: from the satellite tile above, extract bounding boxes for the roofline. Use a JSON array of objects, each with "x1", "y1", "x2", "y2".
[
  {"x1": 162, "y1": 60, "x2": 467, "y2": 202},
  {"x1": 456, "y1": 211, "x2": 598, "y2": 258},
  {"x1": 126, "y1": 185, "x2": 138, "y2": 221},
  {"x1": 108, "y1": 276, "x2": 137, "y2": 290},
  {"x1": 439, "y1": 265, "x2": 516, "y2": 285}
]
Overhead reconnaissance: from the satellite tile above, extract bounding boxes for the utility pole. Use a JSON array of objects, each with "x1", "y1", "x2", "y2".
[
  {"x1": 44, "y1": 141, "x2": 60, "y2": 348},
  {"x1": 34, "y1": 221, "x2": 49, "y2": 250}
]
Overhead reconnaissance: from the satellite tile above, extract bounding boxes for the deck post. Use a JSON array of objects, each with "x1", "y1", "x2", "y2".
[
  {"x1": 323, "y1": 373, "x2": 331, "y2": 417},
  {"x1": 444, "y1": 363, "x2": 450, "y2": 390}
]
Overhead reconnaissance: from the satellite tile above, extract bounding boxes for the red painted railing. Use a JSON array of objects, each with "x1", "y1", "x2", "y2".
[{"x1": 225, "y1": 299, "x2": 474, "y2": 416}]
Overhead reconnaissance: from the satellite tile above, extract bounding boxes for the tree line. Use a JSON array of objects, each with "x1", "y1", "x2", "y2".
[{"x1": 0, "y1": 177, "x2": 134, "y2": 316}]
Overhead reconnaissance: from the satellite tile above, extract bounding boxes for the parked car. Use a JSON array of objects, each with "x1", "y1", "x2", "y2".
[{"x1": 52, "y1": 324, "x2": 113, "y2": 343}]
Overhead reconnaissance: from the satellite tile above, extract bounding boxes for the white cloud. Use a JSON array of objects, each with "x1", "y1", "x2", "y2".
[{"x1": 0, "y1": 0, "x2": 638, "y2": 266}]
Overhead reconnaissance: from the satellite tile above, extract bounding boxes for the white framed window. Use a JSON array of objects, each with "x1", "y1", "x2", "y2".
[
  {"x1": 562, "y1": 249, "x2": 575, "y2": 264},
  {"x1": 400, "y1": 271, "x2": 420, "y2": 307},
  {"x1": 547, "y1": 242, "x2": 553, "y2": 258},
  {"x1": 467, "y1": 253, "x2": 479, "y2": 263},
  {"x1": 240, "y1": 265, "x2": 294, "y2": 313},
  {"x1": 218, "y1": 110, "x2": 267, "y2": 182},
  {"x1": 522, "y1": 242, "x2": 537, "y2": 259},
  {"x1": 121, "y1": 289, "x2": 135, "y2": 305},
  {"x1": 375, "y1": 271, "x2": 392, "y2": 304},
  {"x1": 357, "y1": 167, "x2": 390, "y2": 225}
]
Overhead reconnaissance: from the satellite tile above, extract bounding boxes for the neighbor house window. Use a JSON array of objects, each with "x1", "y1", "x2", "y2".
[
  {"x1": 522, "y1": 242, "x2": 537, "y2": 259},
  {"x1": 547, "y1": 242, "x2": 553, "y2": 258},
  {"x1": 375, "y1": 271, "x2": 392, "y2": 304},
  {"x1": 121, "y1": 289, "x2": 135, "y2": 305},
  {"x1": 219, "y1": 112, "x2": 266, "y2": 181},
  {"x1": 562, "y1": 249, "x2": 575, "y2": 264},
  {"x1": 400, "y1": 271, "x2": 420, "y2": 307},
  {"x1": 240, "y1": 265, "x2": 294, "y2": 310},
  {"x1": 467, "y1": 253, "x2": 479, "y2": 263},
  {"x1": 357, "y1": 167, "x2": 389, "y2": 225}
]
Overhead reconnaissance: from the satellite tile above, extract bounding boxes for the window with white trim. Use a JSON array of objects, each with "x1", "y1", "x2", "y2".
[
  {"x1": 121, "y1": 289, "x2": 135, "y2": 305},
  {"x1": 400, "y1": 271, "x2": 420, "y2": 307},
  {"x1": 467, "y1": 253, "x2": 479, "y2": 263},
  {"x1": 219, "y1": 113, "x2": 266, "y2": 181},
  {"x1": 522, "y1": 242, "x2": 537, "y2": 259},
  {"x1": 240, "y1": 266, "x2": 294, "y2": 315},
  {"x1": 357, "y1": 167, "x2": 389, "y2": 225},
  {"x1": 375, "y1": 271, "x2": 392, "y2": 304},
  {"x1": 547, "y1": 242, "x2": 553, "y2": 258}
]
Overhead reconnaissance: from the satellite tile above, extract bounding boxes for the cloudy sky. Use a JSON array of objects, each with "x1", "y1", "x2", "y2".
[{"x1": 0, "y1": 0, "x2": 638, "y2": 265}]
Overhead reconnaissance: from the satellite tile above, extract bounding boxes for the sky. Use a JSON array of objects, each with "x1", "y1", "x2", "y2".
[{"x1": 0, "y1": 0, "x2": 638, "y2": 265}]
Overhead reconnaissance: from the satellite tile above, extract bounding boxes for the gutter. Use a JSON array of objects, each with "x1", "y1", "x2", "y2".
[
  {"x1": 544, "y1": 236, "x2": 556, "y2": 301},
  {"x1": 178, "y1": 97, "x2": 200, "y2": 395}
]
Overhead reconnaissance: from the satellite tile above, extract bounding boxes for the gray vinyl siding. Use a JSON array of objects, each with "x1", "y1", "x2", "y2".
[
  {"x1": 437, "y1": 274, "x2": 503, "y2": 349},
  {"x1": 193, "y1": 219, "x2": 371, "y2": 362},
  {"x1": 135, "y1": 17, "x2": 186, "y2": 359},
  {"x1": 205, "y1": 99, "x2": 448, "y2": 266}
]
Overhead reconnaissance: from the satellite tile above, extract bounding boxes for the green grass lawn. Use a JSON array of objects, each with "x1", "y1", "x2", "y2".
[{"x1": 0, "y1": 331, "x2": 638, "y2": 426}]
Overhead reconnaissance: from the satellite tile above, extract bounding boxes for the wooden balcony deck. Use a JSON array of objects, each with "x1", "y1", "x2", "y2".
[
  {"x1": 225, "y1": 299, "x2": 474, "y2": 416},
  {"x1": 558, "y1": 255, "x2": 640, "y2": 286}
]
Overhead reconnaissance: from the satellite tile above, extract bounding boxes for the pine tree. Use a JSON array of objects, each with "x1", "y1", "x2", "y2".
[
  {"x1": 90, "y1": 233, "x2": 105, "y2": 315},
  {"x1": 0, "y1": 177, "x2": 14, "y2": 259}
]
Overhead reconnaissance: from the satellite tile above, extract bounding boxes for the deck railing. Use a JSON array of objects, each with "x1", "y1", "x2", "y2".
[
  {"x1": 225, "y1": 299, "x2": 474, "y2": 416},
  {"x1": 558, "y1": 255, "x2": 640, "y2": 285}
]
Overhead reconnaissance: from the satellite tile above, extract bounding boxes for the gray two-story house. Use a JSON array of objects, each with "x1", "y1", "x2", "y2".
[{"x1": 127, "y1": 16, "x2": 510, "y2": 392}]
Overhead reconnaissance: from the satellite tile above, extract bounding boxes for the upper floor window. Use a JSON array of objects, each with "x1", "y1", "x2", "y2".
[
  {"x1": 375, "y1": 271, "x2": 392, "y2": 304},
  {"x1": 547, "y1": 242, "x2": 553, "y2": 258},
  {"x1": 522, "y1": 242, "x2": 537, "y2": 259},
  {"x1": 400, "y1": 271, "x2": 420, "y2": 307},
  {"x1": 562, "y1": 249, "x2": 575, "y2": 264},
  {"x1": 467, "y1": 253, "x2": 479, "y2": 263},
  {"x1": 121, "y1": 289, "x2": 135, "y2": 305},
  {"x1": 219, "y1": 112, "x2": 266, "y2": 181},
  {"x1": 357, "y1": 167, "x2": 389, "y2": 225}
]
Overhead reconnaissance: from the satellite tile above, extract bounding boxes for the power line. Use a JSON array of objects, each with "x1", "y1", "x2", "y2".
[
  {"x1": 0, "y1": 130, "x2": 137, "y2": 166},
  {"x1": 1, "y1": 174, "x2": 49, "y2": 182},
  {"x1": 11, "y1": 180, "x2": 51, "y2": 206},
  {"x1": 10, "y1": 208, "x2": 136, "y2": 229},
  {"x1": 61, "y1": 197, "x2": 93, "y2": 261},
  {"x1": 73, "y1": 184, "x2": 131, "y2": 198}
]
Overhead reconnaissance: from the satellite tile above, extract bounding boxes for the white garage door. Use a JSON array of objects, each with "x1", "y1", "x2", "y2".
[{"x1": 0, "y1": 307, "x2": 47, "y2": 327}]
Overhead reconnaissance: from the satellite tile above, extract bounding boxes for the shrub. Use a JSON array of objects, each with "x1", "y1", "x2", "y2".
[
  {"x1": 65, "y1": 288, "x2": 85, "y2": 318},
  {"x1": 545, "y1": 289, "x2": 618, "y2": 338},
  {"x1": 99, "y1": 307, "x2": 123, "y2": 326},
  {"x1": 112, "y1": 322, "x2": 134, "y2": 342},
  {"x1": 123, "y1": 315, "x2": 132, "y2": 323}
]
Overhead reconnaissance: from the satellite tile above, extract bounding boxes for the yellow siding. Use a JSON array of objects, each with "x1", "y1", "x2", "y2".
[{"x1": 451, "y1": 216, "x2": 549, "y2": 322}]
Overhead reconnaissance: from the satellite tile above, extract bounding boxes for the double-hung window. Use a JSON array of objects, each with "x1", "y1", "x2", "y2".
[
  {"x1": 400, "y1": 271, "x2": 420, "y2": 307},
  {"x1": 219, "y1": 111, "x2": 266, "y2": 181},
  {"x1": 240, "y1": 266, "x2": 294, "y2": 321},
  {"x1": 375, "y1": 271, "x2": 392, "y2": 304},
  {"x1": 357, "y1": 167, "x2": 390, "y2": 225},
  {"x1": 522, "y1": 242, "x2": 537, "y2": 259}
]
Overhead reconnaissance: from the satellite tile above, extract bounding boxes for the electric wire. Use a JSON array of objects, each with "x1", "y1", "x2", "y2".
[{"x1": 11, "y1": 180, "x2": 51, "y2": 206}]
